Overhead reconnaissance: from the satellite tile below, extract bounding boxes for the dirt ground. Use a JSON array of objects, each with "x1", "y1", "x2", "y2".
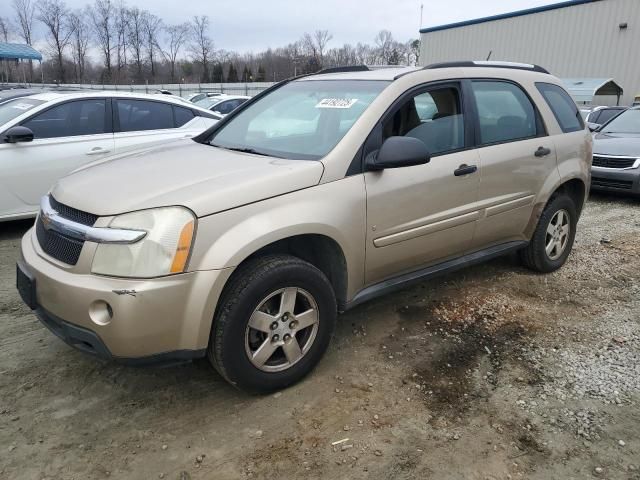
[{"x1": 1, "y1": 193, "x2": 639, "y2": 480}]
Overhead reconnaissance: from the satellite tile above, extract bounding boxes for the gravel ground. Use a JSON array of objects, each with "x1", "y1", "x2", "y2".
[{"x1": 0, "y1": 192, "x2": 639, "y2": 480}]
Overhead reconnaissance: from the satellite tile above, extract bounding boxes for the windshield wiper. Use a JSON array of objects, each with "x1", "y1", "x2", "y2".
[{"x1": 210, "y1": 143, "x2": 275, "y2": 157}]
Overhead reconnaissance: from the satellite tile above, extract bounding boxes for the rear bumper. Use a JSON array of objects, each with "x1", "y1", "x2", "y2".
[{"x1": 590, "y1": 167, "x2": 640, "y2": 195}]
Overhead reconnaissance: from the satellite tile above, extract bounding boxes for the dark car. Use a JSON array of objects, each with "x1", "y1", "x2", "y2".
[
  {"x1": 585, "y1": 106, "x2": 627, "y2": 131},
  {"x1": 591, "y1": 106, "x2": 640, "y2": 195}
]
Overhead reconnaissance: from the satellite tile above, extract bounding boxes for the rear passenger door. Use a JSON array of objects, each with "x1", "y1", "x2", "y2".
[
  {"x1": 112, "y1": 99, "x2": 205, "y2": 154},
  {"x1": 469, "y1": 80, "x2": 556, "y2": 249}
]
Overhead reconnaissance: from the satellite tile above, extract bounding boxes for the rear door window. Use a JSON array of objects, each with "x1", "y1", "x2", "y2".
[
  {"x1": 116, "y1": 99, "x2": 174, "y2": 132},
  {"x1": 536, "y1": 82, "x2": 584, "y2": 133},
  {"x1": 471, "y1": 81, "x2": 540, "y2": 145},
  {"x1": 174, "y1": 106, "x2": 195, "y2": 127},
  {"x1": 22, "y1": 99, "x2": 107, "y2": 139}
]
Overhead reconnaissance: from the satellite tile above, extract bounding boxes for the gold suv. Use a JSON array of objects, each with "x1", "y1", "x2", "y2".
[{"x1": 17, "y1": 62, "x2": 592, "y2": 393}]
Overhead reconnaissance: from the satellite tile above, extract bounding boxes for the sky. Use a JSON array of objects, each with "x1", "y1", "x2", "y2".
[{"x1": 55, "y1": 0, "x2": 563, "y2": 53}]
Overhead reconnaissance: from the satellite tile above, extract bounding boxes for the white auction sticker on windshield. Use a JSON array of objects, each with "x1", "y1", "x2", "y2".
[
  {"x1": 315, "y1": 98, "x2": 358, "y2": 109},
  {"x1": 12, "y1": 103, "x2": 33, "y2": 110}
]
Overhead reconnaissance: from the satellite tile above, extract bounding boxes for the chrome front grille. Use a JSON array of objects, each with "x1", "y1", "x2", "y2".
[
  {"x1": 36, "y1": 196, "x2": 98, "y2": 265},
  {"x1": 592, "y1": 155, "x2": 639, "y2": 169}
]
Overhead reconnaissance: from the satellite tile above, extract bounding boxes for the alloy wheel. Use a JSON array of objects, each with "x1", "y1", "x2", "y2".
[{"x1": 244, "y1": 287, "x2": 319, "y2": 372}]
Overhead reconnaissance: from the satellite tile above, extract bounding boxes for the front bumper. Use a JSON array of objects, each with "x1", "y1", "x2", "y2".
[
  {"x1": 591, "y1": 167, "x2": 640, "y2": 195},
  {"x1": 19, "y1": 228, "x2": 232, "y2": 361}
]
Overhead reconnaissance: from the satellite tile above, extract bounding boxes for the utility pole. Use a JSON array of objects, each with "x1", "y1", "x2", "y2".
[{"x1": 420, "y1": 3, "x2": 424, "y2": 30}]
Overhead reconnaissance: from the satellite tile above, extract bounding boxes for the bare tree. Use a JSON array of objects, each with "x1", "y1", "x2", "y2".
[
  {"x1": 0, "y1": 17, "x2": 11, "y2": 42},
  {"x1": 313, "y1": 29, "x2": 332, "y2": 67},
  {"x1": 374, "y1": 30, "x2": 394, "y2": 64},
  {"x1": 12, "y1": 0, "x2": 35, "y2": 44},
  {"x1": 143, "y1": 12, "x2": 162, "y2": 81},
  {"x1": 90, "y1": 0, "x2": 115, "y2": 82},
  {"x1": 127, "y1": 6, "x2": 145, "y2": 80},
  {"x1": 69, "y1": 10, "x2": 90, "y2": 82},
  {"x1": 12, "y1": 0, "x2": 36, "y2": 80},
  {"x1": 161, "y1": 23, "x2": 188, "y2": 83},
  {"x1": 188, "y1": 15, "x2": 214, "y2": 83},
  {"x1": 114, "y1": 3, "x2": 129, "y2": 82},
  {"x1": 37, "y1": 0, "x2": 73, "y2": 82}
]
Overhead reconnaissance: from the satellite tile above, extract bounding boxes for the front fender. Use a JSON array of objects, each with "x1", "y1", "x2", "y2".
[{"x1": 189, "y1": 175, "x2": 367, "y2": 300}]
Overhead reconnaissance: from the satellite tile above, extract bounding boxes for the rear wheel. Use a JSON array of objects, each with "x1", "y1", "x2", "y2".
[
  {"x1": 520, "y1": 193, "x2": 577, "y2": 273},
  {"x1": 209, "y1": 254, "x2": 337, "y2": 394}
]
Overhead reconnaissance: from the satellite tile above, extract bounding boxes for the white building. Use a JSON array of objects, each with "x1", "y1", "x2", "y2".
[{"x1": 419, "y1": 0, "x2": 640, "y2": 106}]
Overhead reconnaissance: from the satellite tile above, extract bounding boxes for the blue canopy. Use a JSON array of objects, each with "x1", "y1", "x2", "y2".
[{"x1": 0, "y1": 42, "x2": 43, "y2": 61}]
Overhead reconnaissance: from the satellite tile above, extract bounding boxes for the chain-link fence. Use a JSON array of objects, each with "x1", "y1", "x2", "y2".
[{"x1": 1, "y1": 82, "x2": 275, "y2": 98}]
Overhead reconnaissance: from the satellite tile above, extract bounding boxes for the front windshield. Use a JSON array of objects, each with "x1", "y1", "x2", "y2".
[
  {"x1": 209, "y1": 80, "x2": 390, "y2": 160},
  {"x1": 0, "y1": 98, "x2": 44, "y2": 126},
  {"x1": 601, "y1": 109, "x2": 640, "y2": 134}
]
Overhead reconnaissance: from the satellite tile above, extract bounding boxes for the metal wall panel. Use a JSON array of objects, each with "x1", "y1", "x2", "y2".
[{"x1": 419, "y1": 0, "x2": 640, "y2": 105}]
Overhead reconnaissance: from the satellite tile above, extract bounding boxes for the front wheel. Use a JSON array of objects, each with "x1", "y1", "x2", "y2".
[
  {"x1": 520, "y1": 193, "x2": 577, "y2": 273},
  {"x1": 208, "y1": 255, "x2": 337, "y2": 394}
]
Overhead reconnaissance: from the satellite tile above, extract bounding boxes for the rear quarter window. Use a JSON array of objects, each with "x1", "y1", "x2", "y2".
[{"x1": 536, "y1": 83, "x2": 584, "y2": 133}]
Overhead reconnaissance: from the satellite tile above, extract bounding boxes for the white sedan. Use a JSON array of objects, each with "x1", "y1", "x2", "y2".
[{"x1": 0, "y1": 91, "x2": 221, "y2": 221}]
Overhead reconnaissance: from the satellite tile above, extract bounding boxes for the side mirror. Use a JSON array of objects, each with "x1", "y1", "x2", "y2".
[
  {"x1": 4, "y1": 126, "x2": 34, "y2": 143},
  {"x1": 587, "y1": 122, "x2": 600, "y2": 132},
  {"x1": 366, "y1": 136, "x2": 431, "y2": 171}
]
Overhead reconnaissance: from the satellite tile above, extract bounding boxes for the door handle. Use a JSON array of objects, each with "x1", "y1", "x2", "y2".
[
  {"x1": 535, "y1": 146, "x2": 552, "y2": 157},
  {"x1": 85, "y1": 147, "x2": 111, "y2": 156},
  {"x1": 454, "y1": 164, "x2": 478, "y2": 176}
]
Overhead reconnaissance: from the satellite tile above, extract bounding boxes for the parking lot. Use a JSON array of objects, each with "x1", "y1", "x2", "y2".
[{"x1": 0, "y1": 192, "x2": 637, "y2": 480}]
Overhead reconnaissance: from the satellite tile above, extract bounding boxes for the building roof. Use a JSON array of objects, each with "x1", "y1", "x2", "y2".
[
  {"x1": 420, "y1": 0, "x2": 604, "y2": 34},
  {"x1": 561, "y1": 78, "x2": 624, "y2": 103},
  {"x1": 0, "y1": 42, "x2": 43, "y2": 61}
]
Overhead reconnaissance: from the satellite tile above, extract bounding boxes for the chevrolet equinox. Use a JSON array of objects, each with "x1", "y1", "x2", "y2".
[{"x1": 17, "y1": 62, "x2": 592, "y2": 393}]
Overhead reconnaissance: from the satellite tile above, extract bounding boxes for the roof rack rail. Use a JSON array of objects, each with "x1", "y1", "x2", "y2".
[
  {"x1": 424, "y1": 61, "x2": 550, "y2": 74},
  {"x1": 316, "y1": 65, "x2": 370, "y2": 74}
]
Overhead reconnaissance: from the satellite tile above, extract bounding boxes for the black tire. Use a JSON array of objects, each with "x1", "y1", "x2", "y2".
[
  {"x1": 208, "y1": 254, "x2": 337, "y2": 394},
  {"x1": 520, "y1": 193, "x2": 578, "y2": 273}
]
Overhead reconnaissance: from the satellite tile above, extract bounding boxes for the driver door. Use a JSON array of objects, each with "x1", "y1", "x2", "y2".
[
  {"x1": 0, "y1": 99, "x2": 114, "y2": 217},
  {"x1": 364, "y1": 82, "x2": 481, "y2": 284}
]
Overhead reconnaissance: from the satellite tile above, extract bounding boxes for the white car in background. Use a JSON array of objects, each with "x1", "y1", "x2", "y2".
[
  {"x1": 187, "y1": 92, "x2": 222, "y2": 103},
  {"x1": 194, "y1": 94, "x2": 250, "y2": 116},
  {"x1": 0, "y1": 91, "x2": 221, "y2": 221}
]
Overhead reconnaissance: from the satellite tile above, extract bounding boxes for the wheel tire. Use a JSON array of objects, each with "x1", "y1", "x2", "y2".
[
  {"x1": 208, "y1": 254, "x2": 337, "y2": 394},
  {"x1": 520, "y1": 193, "x2": 577, "y2": 273}
]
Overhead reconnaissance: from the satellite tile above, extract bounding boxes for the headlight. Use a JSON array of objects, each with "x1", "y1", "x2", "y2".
[{"x1": 91, "y1": 207, "x2": 196, "y2": 278}]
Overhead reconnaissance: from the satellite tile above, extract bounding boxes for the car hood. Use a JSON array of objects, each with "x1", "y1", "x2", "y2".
[
  {"x1": 51, "y1": 141, "x2": 324, "y2": 217},
  {"x1": 593, "y1": 132, "x2": 640, "y2": 157}
]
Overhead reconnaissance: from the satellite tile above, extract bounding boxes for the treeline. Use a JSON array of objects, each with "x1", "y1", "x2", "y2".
[{"x1": 0, "y1": 0, "x2": 420, "y2": 85}]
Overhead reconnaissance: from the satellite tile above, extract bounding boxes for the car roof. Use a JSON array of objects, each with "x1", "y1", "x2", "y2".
[
  {"x1": 296, "y1": 62, "x2": 555, "y2": 83},
  {"x1": 22, "y1": 90, "x2": 204, "y2": 105},
  {"x1": 18, "y1": 90, "x2": 219, "y2": 113},
  {"x1": 298, "y1": 67, "x2": 419, "y2": 82}
]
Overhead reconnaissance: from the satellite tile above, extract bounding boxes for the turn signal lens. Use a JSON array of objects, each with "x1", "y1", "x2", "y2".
[{"x1": 170, "y1": 220, "x2": 195, "y2": 273}]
